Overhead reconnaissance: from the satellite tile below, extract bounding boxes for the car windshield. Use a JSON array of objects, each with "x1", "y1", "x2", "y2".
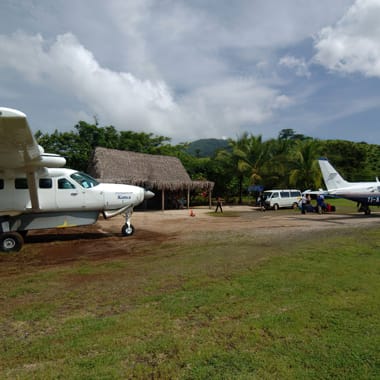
[{"x1": 70, "y1": 172, "x2": 99, "y2": 188}]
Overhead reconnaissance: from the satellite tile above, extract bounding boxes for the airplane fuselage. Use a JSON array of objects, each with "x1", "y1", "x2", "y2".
[
  {"x1": 328, "y1": 183, "x2": 380, "y2": 206},
  {"x1": 0, "y1": 168, "x2": 146, "y2": 215},
  {"x1": 330, "y1": 190, "x2": 380, "y2": 206}
]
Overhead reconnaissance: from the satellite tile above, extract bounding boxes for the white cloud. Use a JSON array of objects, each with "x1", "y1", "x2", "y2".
[
  {"x1": 4, "y1": 1, "x2": 377, "y2": 144},
  {"x1": 177, "y1": 79, "x2": 293, "y2": 140},
  {"x1": 0, "y1": 32, "x2": 178, "y2": 134},
  {"x1": 279, "y1": 55, "x2": 311, "y2": 78},
  {"x1": 313, "y1": 0, "x2": 380, "y2": 77},
  {"x1": 0, "y1": 30, "x2": 294, "y2": 141}
]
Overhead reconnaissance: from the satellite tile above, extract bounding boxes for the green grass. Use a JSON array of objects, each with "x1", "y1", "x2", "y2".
[
  {"x1": 325, "y1": 198, "x2": 360, "y2": 213},
  {"x1": 0, "y1": 226, "x2": 379, "y2": 379}
]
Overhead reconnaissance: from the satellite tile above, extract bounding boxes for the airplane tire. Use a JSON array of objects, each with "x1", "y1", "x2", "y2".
[
  {"x1": 0, "y1": 232, "x2": 24, "y2": 252},
  {"x1": 121, "y1": 224, "x2": 134, "y2": 236}
]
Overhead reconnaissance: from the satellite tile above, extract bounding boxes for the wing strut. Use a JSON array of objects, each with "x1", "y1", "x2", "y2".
[{"x1": 26, "y1": 171, "x2": 40, "y2": 210}]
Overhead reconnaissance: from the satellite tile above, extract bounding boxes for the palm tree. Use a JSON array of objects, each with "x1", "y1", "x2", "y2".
[
  {"x1": 225, "y1": 133, "x2": 269, "y2": 203},
  {"x1": 288, "y1": 139, "x2": 322, "y2": 190},
  {"x1": 262, "y1": 137, "x2": 296, "y2": 188}
]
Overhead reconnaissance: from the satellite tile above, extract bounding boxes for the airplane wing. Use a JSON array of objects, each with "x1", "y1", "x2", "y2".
[
  {"x1": 0, "y1": 107, "x2": 41, "y2": 169},
  {"x1": 0, "y1": 107, "x2": 66, "y2": 210}
]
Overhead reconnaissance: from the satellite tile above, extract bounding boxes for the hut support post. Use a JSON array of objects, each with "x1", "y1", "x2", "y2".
[
  {"x1": 187, "y1": 187, "x2": 190, "y2": 209},
  {"x1": 209, "y1": 190, "x2": 212, "y2": 209},
  {"x1": 161, "y1": 190, "x2": 165, "y2": 211}
]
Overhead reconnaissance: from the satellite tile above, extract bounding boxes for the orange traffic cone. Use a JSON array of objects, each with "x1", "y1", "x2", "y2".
[{"x1": 189, "y1": 209, "x2": 195, "y2": 217}]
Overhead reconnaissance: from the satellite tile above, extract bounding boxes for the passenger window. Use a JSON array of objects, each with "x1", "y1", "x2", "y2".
[
  {"x1": 291, "y1": 191, "x2": 300, "y2": 197},
  {"x1": 0, "y1": 179, "x2": 3, "y2": 189},
  {"x1": 39, "y1": 178, "x2": 52, "y2": 189},
  {"x1": 272, "y1": 192, "x2": 279, "y2": 198},
  {"x1": 15, "y1": 178, "x2": 28, "y2": 189},
  {"x1": 280, "y1": 192, "x2": 290, "y2": 198},
  {"x1": 58, "y1": 178, "x2": 75, "y2": 189}
]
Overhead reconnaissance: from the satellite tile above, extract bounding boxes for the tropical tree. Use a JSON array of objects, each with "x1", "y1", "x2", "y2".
[
  {"x1": 261, "y1": 137, "x2": 297, "y2": 188},
  {"x1": 320, "y1": 140, "x2": 372, "y2": 181},
  {"x1": 278, "y1": 128, "x2": 308, "y2": 141},
  {"x1": 216, "y1": 133, "x2": 269, "y2": 203},
  {"x1": 36, "y1": 122, "x2": 173, "y2": 171},
  {"x1": 35, "y1": 129, "x2": 90, "y2": 171},
  {"x1": 288, "y1": 139, "x2": 322, "y2": 190}
]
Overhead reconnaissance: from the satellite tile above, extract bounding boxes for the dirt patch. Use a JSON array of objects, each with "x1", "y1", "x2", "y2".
[{"x1": 1, "y1": 206, "x2": 379, "y2": 269}]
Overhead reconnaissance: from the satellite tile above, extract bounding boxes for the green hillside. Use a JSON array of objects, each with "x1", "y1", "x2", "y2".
[{"x1": 186, "y1": 138, "x2": 229, "y2": 157}]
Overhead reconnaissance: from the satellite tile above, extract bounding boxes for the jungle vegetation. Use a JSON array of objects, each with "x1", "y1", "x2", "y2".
[{"x1": 36, "y1": 122, "x2": 380, "y2": 202}]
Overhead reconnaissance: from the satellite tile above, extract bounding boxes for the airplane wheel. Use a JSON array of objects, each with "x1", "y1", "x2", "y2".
[
  {"x1": 121, "y1": 224, "x2": 134, "y2": 236},
  {"x1": 0, "y1": 232, "x2": 24, "y2": 252}
]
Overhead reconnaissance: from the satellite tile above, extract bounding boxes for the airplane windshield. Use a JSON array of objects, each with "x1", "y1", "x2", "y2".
[{"x1": 71, "y1": 172, "x2": 99, "y2": 188}]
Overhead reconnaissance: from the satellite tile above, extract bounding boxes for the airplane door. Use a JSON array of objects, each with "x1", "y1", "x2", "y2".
[{"x1": 55, "y1": 178, "x2": 85, "y2": 209}]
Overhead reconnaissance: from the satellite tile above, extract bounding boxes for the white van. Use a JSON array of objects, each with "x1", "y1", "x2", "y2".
[{"x1": 263, "y1": 189, "x2": 301, "y2": 210}]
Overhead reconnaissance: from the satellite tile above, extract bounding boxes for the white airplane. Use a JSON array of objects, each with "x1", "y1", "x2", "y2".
[
  {"x1": 318, "y1": 157, "x2": 380, "y2": 215},
  {"x1": 0, "y1": 107, "x2": 154, "y2": 252}
]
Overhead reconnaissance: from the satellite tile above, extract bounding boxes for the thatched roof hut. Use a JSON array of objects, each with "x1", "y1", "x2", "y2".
[{"x1": 88, "y1": 147, "x2": 214, "y2": 209}]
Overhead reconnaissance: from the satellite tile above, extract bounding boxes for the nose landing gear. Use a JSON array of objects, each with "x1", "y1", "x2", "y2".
[{"x1": 121, "y1": 207, "x2": 135, "y2": 236}]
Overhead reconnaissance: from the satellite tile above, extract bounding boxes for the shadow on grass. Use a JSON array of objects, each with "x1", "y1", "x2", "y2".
[{"x1": 24, "y1": 231, "x2": 116, "y2": 245}]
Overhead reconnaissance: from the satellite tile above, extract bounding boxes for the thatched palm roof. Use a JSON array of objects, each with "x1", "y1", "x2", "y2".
[{"x1": 88, "y1": 147, "x2": 214, "y2": 192}]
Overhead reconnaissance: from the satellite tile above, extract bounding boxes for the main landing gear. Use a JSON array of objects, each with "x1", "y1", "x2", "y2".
[
  {"x1": 358, "y1": 203, "x2": 371, "y2": 215},
  {"x1": 0, "y1": 232, "x2": 24, "y2": 252}
]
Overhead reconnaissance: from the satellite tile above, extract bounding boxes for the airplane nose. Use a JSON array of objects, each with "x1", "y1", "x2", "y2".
[{"x1": 144, "y1": 190, "x2": 155, "y2": 200}]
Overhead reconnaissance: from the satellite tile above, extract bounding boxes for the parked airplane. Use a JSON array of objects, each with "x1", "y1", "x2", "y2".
[
  {"x1": 0, "y1": 107, "x2": 154, "y2": 252},
  {"x1": 318, "y1": 157, "x2": 380, "y2": 215}
]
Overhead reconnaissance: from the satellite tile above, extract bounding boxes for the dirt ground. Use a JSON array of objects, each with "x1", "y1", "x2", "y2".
[{"x1": 1, "y1": 205, "x2": 380, "y2": 268}]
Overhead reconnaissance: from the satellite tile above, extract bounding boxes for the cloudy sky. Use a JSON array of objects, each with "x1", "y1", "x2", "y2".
[{"x1": 1, "y1": 0, "x2": 380, "y2": 144}]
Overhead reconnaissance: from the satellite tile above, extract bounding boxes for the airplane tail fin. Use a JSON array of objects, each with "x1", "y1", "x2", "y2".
[{"x1": 318, "y1": 158, "x2": 350, "y2": 190}]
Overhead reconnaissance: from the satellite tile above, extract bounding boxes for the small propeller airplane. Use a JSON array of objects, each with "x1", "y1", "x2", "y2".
[
  {"x1": 318, "y1": 157, "x2": 380, "y2": 215},
  {"x1": 0, "y1": 107, "x2": 154, "y2": 252}
]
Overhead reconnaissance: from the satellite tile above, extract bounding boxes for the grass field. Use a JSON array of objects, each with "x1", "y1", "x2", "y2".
[{"x1": 0, "y1": 210, "x2": 379, "y2": 378}]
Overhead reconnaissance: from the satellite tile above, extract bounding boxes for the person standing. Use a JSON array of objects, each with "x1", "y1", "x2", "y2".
[
  {"x1": 301, "y1": 193, "x2": 307, "y2": 214},
  {"x1": 215, "y1": 196, "x2": 223, "y2": 213},
  {"x1": 316, "y1": 194, "x2": 325, "y2": 214},
  {"x1": 259, "y1": 192, "x2": 266, "y2": 211}
]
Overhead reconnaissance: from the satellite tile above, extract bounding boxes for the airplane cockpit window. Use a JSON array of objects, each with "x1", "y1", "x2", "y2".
[
  {"x1": 39, "y1": 178, "x2": 52, "y2": 189},
  {"x1": 70, "y1": 172, "x2": 99, "y2": 189},
  {"x1": 58, "y1": 178, "x2": 76, "y2": 189}
]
